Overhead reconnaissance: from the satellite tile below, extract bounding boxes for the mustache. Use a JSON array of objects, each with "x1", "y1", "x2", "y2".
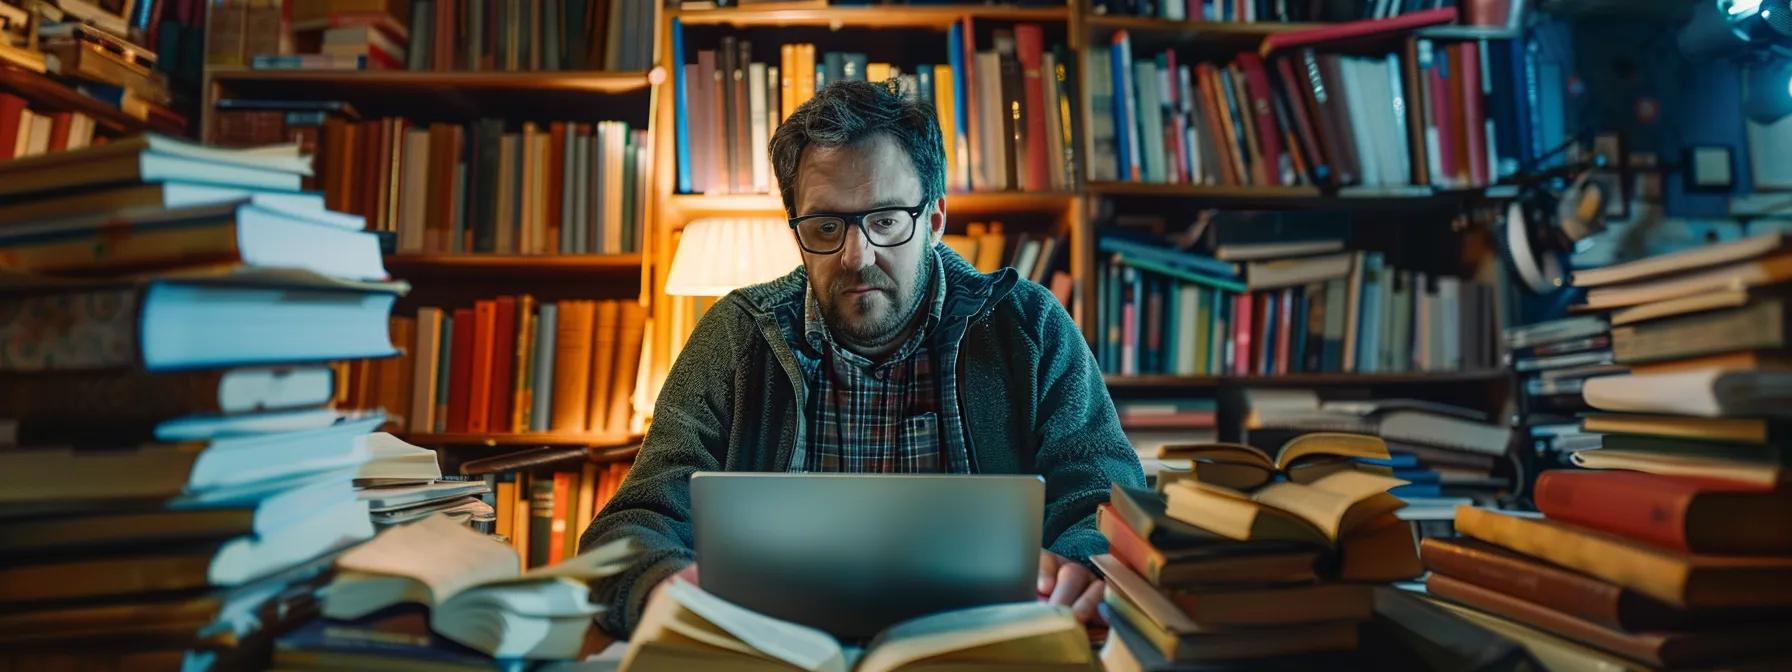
[{"x1": 832, "y1": 267, "x2": 895, "y2": 294}]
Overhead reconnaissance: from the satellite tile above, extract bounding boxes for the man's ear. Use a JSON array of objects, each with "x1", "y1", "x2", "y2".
[{"x1": 928, "y1": 196, "x2": 947, "y2": 246}]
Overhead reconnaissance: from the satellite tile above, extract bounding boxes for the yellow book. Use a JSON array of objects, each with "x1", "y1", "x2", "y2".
[
  {"x1": 935, "y1": 67, "x2": 959, "y2": 191},
  {"x1": 511, "y1": 295, "x2": 536, "y2": 433},
  {"x1": 866, "y1": 62, "x2": 892, "y2": 84},
  {"x1": 780, "y1": 43, "x2": 797, "y2": 123}
]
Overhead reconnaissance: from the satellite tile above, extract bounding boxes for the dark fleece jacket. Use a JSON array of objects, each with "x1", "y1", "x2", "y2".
[{"x1": 579, "y1": 245, "x2": 1146, "y2": 637}]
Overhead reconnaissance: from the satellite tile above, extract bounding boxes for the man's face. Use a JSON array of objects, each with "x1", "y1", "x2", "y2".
[{"x1": 792, "y1": 134, "x2": 946, "y2": 349}]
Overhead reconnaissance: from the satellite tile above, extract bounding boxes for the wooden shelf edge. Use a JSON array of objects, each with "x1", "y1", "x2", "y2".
[
  {"x1": 666, "y1": 191, "x2": 1080, "y2": 218},
  {"x1": 671, "y1": 4, "x2": 1071, "y2": 27},
  {"x1": 1106, "y1": 370, "x2": 1509, "y2": 388},
  {"x1": 0, "y1": 65, "x2": 182, "y2": 135},
  {"x1": 210, "y1": 68, "x2": 658, "y2": 93},
  {"x1": 1083, "y1": 16, "x2": 1321, "y2": 36},
  {"x1": 386, "y1": 253, "x2": 644, "y2": 272},
  {"x1": 404, "y1": 432, "x2": 642, "y2": 447},
  {"x1": 1086, "y1": 181, "x2": 1517, "y2": 202}
]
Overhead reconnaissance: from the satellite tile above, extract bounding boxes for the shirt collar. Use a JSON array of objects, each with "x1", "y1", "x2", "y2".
[{"x1": 803, "y1": 245, "x2": 949, "y2": 368}]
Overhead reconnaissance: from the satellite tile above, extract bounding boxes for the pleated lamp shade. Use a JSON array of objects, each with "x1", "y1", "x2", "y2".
[{"x1": 664, "y1": 218, "x2": 803, "y2": 296}]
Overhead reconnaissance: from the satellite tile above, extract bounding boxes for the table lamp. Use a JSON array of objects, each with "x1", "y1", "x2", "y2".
[{"x1": 664, "y1": 217, "x2": 803, "y2": 296}]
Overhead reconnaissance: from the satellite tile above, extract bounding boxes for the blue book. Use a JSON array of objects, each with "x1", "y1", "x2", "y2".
[
  {"x1": 1130, "y1": 265, "x2": 1144, "y2": 375},
  {"x1": 1109, "y1": 33, "x2": 1136, "y2": 181},
  {"x1": 530, "y1": 303, "x2": 558, "y2": 432},
  {"x1": 672, "y1": 19, "x2": 691, "y2": 194},
  {"x1": 1356, "y1": 253, "x2": 1384, "y2": 373},
  {"x1": 1393, "y1": 469, "x2": 1444, "y2": 485},
  {"x1": 435, "y1": 314, "x2": 453, "y2": 433},
  {"x1": 915, "y1": 65, "x2": 935, "y2": 107},
  {"x1": 1392, "y1": 483, "x2": 1444, "y2": 498},
  {"x1": 1260, "y1": 292, "x2": 1277, "y2": 375},
  {"x1": 1289, "y1": 288, "x2": 1308, "y2": 373},
  {"x1": 1361, "y1": 452, "x2": 1422, "y2": 469},
  {"x1": 1163, "y1": 280, "x2": 1179, "y2": 375},
  {"x1": 947, "y1": 23, "x2": 971, "y2": 187},
  {"x1": 1097, "y1": 236, "x2": 1241, "y2": 280}
]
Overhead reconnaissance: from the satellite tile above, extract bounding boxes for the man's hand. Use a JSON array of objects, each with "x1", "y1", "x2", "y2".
[
  {"x1": 648, "y1": 563, "x2": 701, "y2": 607},
  {"x1": 1038, "y1": 550, "x2": 1105, "y2": 625}
]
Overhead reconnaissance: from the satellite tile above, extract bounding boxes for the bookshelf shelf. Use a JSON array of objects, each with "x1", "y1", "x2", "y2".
[
  {"x1": 1085, "y1": 181, "x2": 1518, "y2": 205},
  {"x1": 665, "y1": 190, "x2": 1080, "y2": 217},
  {"x1": 0, "y1": 65, "x2": 184, "y2": 135},
  {"x1": 1105, "y1": 370, "x2": 1510, "y2": 389},
  {"x1": 671, "y1": 5, "x2": 1071, "y2": 28},
  {"x1": 386, "y1": 254, "x2": 644, "y2": 278},
  {"x1": 208, "y1": 68, "x2": 660, "y2": 94},
  {"x1": 1084, "y1": 15, "x2": 1320, "y2": 35},
  {"x1": 405, "y1": 432, "x2": 641, "y2": 448}
]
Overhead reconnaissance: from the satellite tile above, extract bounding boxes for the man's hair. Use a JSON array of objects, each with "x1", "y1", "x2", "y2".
[{"x1": 769, "y1": 80, "x2": 946, "y2": 217}]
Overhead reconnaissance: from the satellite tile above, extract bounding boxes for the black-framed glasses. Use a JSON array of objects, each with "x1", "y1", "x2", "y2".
[{"x1": 787, "y1": 202, "x2": 927, "y2": 255}]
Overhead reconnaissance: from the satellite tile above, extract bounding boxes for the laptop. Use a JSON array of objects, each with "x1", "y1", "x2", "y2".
[{"x1": 690, "y1": 473, "x2": 1044, "y2": 640}]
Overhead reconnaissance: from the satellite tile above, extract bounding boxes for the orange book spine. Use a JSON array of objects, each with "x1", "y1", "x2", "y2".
[{"x1": 467, "y1": 300, "x2": 497, "y2": 434}]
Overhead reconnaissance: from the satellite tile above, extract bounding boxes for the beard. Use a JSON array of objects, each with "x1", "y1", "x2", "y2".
[{"x1": 819, "y1": 249, "x2": 931, "y2": 349}]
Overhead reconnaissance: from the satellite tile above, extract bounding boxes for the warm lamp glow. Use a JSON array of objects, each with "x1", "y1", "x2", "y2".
[{"x1": 664, "y1": 218, "x2": 803, "y2": 296}]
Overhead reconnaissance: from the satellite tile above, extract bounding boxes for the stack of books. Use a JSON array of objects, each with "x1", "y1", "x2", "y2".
[
  {"x1": 276, "y1": 514, "x2": 636, "y2": 666},
  {"x1": 0, "y1": 135, "x2": 405, "y2": 668},
  {"x1": 1238, "y1": 388, "x2": 1513, "y2": 530},
  {"x1": 1098, "y1": 433, "x2": 1423, "y2": 669},
  {"x1": 356, "y1": 433, "x2": 495, "y2": 531},
  {"x1": 1409, "y1": 233, "x2": 1792, "y2": 668},
  {"x1": 1502, "y1": 313, "x2": 1615, "y2": 465},
  {"x1": 672, "y1": 21, "x2": 1079, "y2": 195},
  {"x1": 1088, "y1": 10, "x2": 1557, "y2": 189},
  {"x1": 1551, "y1": 233, "x2": 1792, "y2": 483},
  {"x1": 1095, "y1": 225, "x2": 1500, "y2": 377},
  {"x1": 293, "y1": 11, "x2": 411, "y2": 70}
]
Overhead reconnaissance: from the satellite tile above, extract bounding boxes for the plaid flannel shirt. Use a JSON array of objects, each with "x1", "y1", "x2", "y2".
[{"x1": 790, "y1": 248, "x2": 964, "y2": 473}]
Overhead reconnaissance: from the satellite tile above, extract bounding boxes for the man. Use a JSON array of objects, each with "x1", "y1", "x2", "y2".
[{"x1": 580, "y1": 80, "x2": 1145, "y2": 638}]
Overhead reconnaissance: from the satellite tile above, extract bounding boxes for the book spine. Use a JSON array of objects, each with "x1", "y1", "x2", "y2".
[
  {"x1": 1420, "y1": 538, "x2": 1633, "y2": 631},
  {"x1": 672, "y1": 19, "x2": 690, "y2": 193},
  {"x1": 1534, "y1": 471, "x2": 1696, "y2": 553}
]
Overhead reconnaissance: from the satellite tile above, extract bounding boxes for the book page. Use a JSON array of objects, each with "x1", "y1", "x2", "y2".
[
  {"x1": 664, "y1": 580, "x2": 847, "y2": 672},
  {"x1": 1275, "y1": 432, "x2": 1389, "y2": 471},
  {"x1": 1253, "y1": 469, "x2": 1406, "y2": 540},
  {"x1": 487, "y1": 537, "x2": 636, "y2": 586},
  {"x1": 334, "y1": 514, "x2": 519, "y2": 605},
  {"x1": 855, "y1": 602, "x2": 1084, "y2": 672}
]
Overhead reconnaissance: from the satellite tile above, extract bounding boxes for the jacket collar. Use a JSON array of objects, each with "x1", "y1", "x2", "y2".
[{"x1": 731, "y1": 243, "x2": 1020, "y2": 350}]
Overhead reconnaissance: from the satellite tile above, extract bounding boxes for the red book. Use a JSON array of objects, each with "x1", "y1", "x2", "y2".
[
  {"x1": 1276, "y1": 288, "x2": 1294, "y2": 375},
  {"x1": 446, "y1": 307, "x2": 476, "y2": 433},
  {"x1": 0, "y1": 93, "x2": 26, "y2": 160},
  {"x1": 546, "y1": 123, "x2": 566, "y2": 252},
  {"x1": 1260, "y1": 7, "x2": 1459, "y2": 57},
  {"x1": 1459, "y1": 42, "x2": 1488, "y2": 187},
  {"x1": 487, "y1": 296, "x2": 519, "y2": 433},
  {"x1": 1426, "y1": 46, "x2": 1459, "y2": 186},
  {"x1": 1164, "y1": 49, "x2": 1188, "y2": 183},
  {"x1": 1014, "y1": 24, "x2": 1050, "y2": 192},
  {"x1": 1463, "y1": 0, "x2": 1512, "y2": 27},
  {"x1": 1535, "y1": 470, "x2": 1792, "y2": 555},
  {"x1": 1273, "y1": 56, "x2": 1330, "y2": 186},
  {"x1": 548, "y1": 471, "x2": 574, "y2": 565},
  {"x1": 1232, "y1": 293, "x2": 1254, "y2": 376},
  {"x1": 45, "y1": 112, "x2": 73, "y2": 152},
  {"x1": 1427, "y1": 573, "x2": 1792, "y2": 669},
  {"x1": 1235, "y1": 53, "x2": 1288, "y2": 186},
  {"x1": 467, "y1": 300, "x2": 497, "y2": 434},
  {"x1": 1420, "y1": 537, "x2": 1778, "y2": 632}
]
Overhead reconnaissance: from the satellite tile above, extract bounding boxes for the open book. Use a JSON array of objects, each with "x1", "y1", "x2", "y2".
[
  {"x1": 621, "y1": 580, "x2": 1095, "y2": 672},
  {"x1": 321, "y1": 515, "x2": 633, "y2": 659},
  {"x1": 1161, "y1": 433, "x2": 1420, "y2": 581}
]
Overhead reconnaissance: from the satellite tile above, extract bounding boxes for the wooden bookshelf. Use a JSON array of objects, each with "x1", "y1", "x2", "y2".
[
  {"x1": 664, "y1": 190, "x2": 1079, "y2": 217},
  {"x1": 386, "y1": 253, "x2": 644, "y2": 277},
  {"x1": 1106, "y1": 370, "x2": 1510, "y2": 389},
  {"x1": 0, "y1": 65, "x2": 184, "y2": 135},
  {"x1": 671, "y1": 4, "x2": 1072, "y2": 28},
  {"x1": 406, "y1": 432, "x2": 641, "y2": 448},
  {"x1": 207, "y1": 67, "x2": 658, "y2": 94}
]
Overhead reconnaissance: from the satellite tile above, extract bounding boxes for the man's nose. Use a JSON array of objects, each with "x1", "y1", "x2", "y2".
[{"x1": 839, "y1": 225, "x2": 875, "y2": 271}]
